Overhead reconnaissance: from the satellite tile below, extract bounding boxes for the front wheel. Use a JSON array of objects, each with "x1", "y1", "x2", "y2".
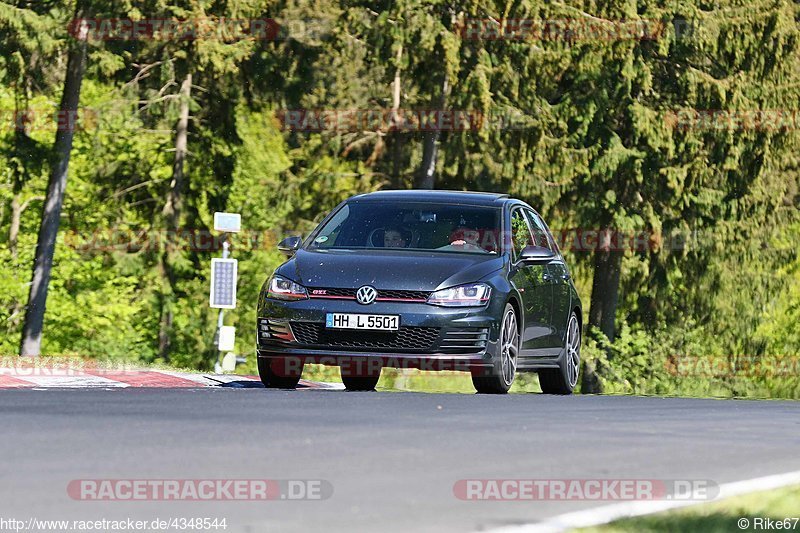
[
  {"x1": 341, "y1": 374, "x2": 380, "y2": 391},
  {"x1": 258, "y1": 357, "x2": 302, "y2": 389},
  {"x1": 472, "y1": 304, "x2": 518, "y2": 394},
  {"x1": 539, "y1": 312, "x2": 580, "y2": 395},
  {"x1": 340, "y1": 359, "x2": 382, "y2": 391},
  {"x1": 340, "y1": 367, "x2": 381, "y2": 391}
]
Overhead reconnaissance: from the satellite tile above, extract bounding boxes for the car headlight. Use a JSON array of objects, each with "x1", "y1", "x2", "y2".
[
  {"x1": 266, "y1": 275, "x2": 308, "y2": 300},
  {"x1": 427, "y1": 283, "x2": 491, "y2": 307}
]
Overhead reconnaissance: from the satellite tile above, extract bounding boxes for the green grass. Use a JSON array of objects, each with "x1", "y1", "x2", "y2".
[
  {"x1": 579, "y1": 485, "x2": 800, "y2": 533},
  {"x1": 299, "y1": 364, "x2": 544, "y2": 393}
]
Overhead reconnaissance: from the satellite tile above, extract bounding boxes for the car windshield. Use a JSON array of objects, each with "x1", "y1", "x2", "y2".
[{"x1": 308, "y1": 201, "x2": 501, "y2": 254}]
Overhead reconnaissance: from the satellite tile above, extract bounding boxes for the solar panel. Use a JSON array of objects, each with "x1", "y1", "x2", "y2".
[{"x1": 210, "y1": 258, "x2": 238, "y2": 309}]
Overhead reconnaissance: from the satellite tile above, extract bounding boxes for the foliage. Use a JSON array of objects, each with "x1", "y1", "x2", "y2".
[{"x1": 0, "y1": 0, "x2": 798, "y2": 398}]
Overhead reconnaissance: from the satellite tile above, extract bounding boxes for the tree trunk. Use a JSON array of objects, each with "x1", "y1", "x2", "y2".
[
  {"x1": 390, "y1": 45, "x2": 403, "y2": 188},
  {"x1": 11, "y1": 91, "x2": 28, "y2": 260},
  {"x1": 588, "y1": 252, "x2": 622, "y2": 342},
  {"x1": 9, "y1": 194, "x2": 22, "y2": 260},
  {"x1": 163, "y1": 73, "x2": 191, "y2": 233},
  {"x1": 415, "y1": 132, "x2": 438, "y2": 189},
  {"x1": 158, "y1": 72, "x2": 192, "y2": 361},
  {"x1": 414, "y1": 76, "x2": 449, "y2": 189},
  {"x1": 581, "y1": 230, "x2": 623, "y2": 392},
  {"x1": 9, "y1": 195, "x2": 42, "y2": 260},
  {"x1": 19, "y1": 11, "x2": 89, "y2": 357},
  {"x1": 157, "y1": 285, "x2": 173, "y2": 361},
  {"x1": 390, "y1": 132, "x2": 405, "y2": 188}
]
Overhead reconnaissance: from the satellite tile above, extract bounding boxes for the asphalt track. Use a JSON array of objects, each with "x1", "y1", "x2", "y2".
[{"x1": 1, "y1": 388, "x2": 798, "y2": 532}]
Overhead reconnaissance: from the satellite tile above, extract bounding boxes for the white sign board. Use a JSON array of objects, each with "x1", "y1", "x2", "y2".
[
  {"x1": 210, "y1": 258, "x2": 238, "y2": 309},
  {"x1": 218, "y1": 326, "x2": 236, "y2": 352},
  {"x1": 221, "y1": 351, "x2": 238, "y2": 372},
  {"x1": 214, "y1": 212, "x2": 241, "y2": 233}
]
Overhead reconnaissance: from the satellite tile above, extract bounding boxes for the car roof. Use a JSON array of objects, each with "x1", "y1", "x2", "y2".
[{"x1": 350, "y1": 190, "x2": 510, "y2": 206}]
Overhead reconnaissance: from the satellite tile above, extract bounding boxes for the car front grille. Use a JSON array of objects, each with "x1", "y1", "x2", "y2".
[
  {"x1": 290, "y1": 321, "x2": 440, "y2": 351},
  {"x1": 286, "y1": 322, "x2": 489, "y2": 354},
  {"x1": 307, "y1": 287, "x2": 430, "y2": 302}
]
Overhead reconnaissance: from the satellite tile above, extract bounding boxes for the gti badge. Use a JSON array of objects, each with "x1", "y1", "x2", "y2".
[{"x1": 356, "y1": 285, "x2": 377, "y2": 305}]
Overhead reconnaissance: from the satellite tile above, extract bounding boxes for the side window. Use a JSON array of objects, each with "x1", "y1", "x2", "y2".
[
  {"x1": 312, "y1": 204, "x2": 350, "y2": 248},
  {"x1": 510, "y1": 209, "x2": 534, "y2": 262},
  {"x1": 524, "y1": 210, "x2": 553, "y2": 252}
]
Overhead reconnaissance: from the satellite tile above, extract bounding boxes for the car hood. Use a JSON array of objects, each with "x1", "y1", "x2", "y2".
[{"x1": 277, "y1": 249, "x2": 504, "y2": 291}]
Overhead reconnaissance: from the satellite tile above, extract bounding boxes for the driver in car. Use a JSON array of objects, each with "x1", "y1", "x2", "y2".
[
  {"x1": 383, "y1": 227, "x2": 410, "y2": 248},
  {"x1": 449, "y1": 226, "x2": 481, "y2": 247}
]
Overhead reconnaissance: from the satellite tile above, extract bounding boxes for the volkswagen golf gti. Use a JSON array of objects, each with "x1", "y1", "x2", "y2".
[{"x1": 256, "y1": 190, "x2": 582, "y2": 394}]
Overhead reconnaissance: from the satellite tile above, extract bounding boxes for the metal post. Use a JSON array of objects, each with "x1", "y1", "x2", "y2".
[{"x1": 213, "y1": 236, "x2": 230, "y2": 373}]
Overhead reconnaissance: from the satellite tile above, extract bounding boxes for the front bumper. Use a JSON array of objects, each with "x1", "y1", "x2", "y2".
[{"x1": 256, "y1": 295, "x2": 504, "y2": 369}]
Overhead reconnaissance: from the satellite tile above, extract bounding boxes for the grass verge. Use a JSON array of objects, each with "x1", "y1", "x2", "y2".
[{"x1": 579, "y1": 485, "x2": 800, "y2": 533}]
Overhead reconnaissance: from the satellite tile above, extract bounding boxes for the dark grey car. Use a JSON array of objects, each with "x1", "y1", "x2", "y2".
[{"x1": 257, "y1": 190, "x2": 582, "y2": 394}]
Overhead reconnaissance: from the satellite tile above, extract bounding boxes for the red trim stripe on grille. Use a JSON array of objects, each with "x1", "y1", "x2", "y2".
[{"x1": 308, "y1": 295, "x2": 426, "y2": 302}]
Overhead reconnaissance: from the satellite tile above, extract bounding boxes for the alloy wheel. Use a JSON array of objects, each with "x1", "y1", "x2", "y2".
[
  {"x1": 565, "y1": 314, "x2": 580, "y2": 388},
  {"x1": 500, "y1": 308, "x2": 519, "y2": 386}
]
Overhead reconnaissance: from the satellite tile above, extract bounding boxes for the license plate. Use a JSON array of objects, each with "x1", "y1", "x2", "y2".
[{"x1": 325, "y1": 313, "x2": 400, "y2": 331}]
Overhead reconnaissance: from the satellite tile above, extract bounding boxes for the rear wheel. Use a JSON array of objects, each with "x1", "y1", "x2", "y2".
[
  {"x1": 258, "y1": 357, "x2": 302, "y2": 389},
  {"x1": 472, "y1": 304, "x2": 518, "y2": 394},
  {"x1": 539, "y1": 312, "x2": 580, "y2": 395}
]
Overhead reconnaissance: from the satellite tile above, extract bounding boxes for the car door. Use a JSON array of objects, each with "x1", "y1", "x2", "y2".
[
  {"x1": 525, "y1": 209, "x2": 570, "y2": 349},
  {"x1": 508, "y1": 207, "x2": 554, "y2": 354}
]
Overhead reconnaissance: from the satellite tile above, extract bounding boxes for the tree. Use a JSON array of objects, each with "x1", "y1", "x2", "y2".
[{"x1": 19, "y1": 0, "x2": 89, "y2": 356}]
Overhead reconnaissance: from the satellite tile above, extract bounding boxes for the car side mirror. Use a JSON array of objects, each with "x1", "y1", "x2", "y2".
[
  {"x1": 277, "y1": 236, "x2": 302, "y2": 257},
  {"x1": 519, "y1": 245, "x2": 555, "y2": 264}
]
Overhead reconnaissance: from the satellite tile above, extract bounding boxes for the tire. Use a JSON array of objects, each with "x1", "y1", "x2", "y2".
[
  {"x1": 340, "y1": 359, "x2": 382, "y2": 391},
  {"x1": 258, "y1": 357, "x2": 302, "y2": 389},
  {"x1": 539, "y1": 312, "x2": 580, "y2": 395},
  {"x1": 341, "y1": 374, "x2": 381, "y2": 391},
  {"x1": 472, "y1": 304, "x2": 519, "y2": 394}
]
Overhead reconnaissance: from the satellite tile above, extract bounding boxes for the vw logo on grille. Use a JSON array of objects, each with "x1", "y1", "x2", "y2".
[{"x1": 355, "y1": 285, "x2": 377, "y2": 305}]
